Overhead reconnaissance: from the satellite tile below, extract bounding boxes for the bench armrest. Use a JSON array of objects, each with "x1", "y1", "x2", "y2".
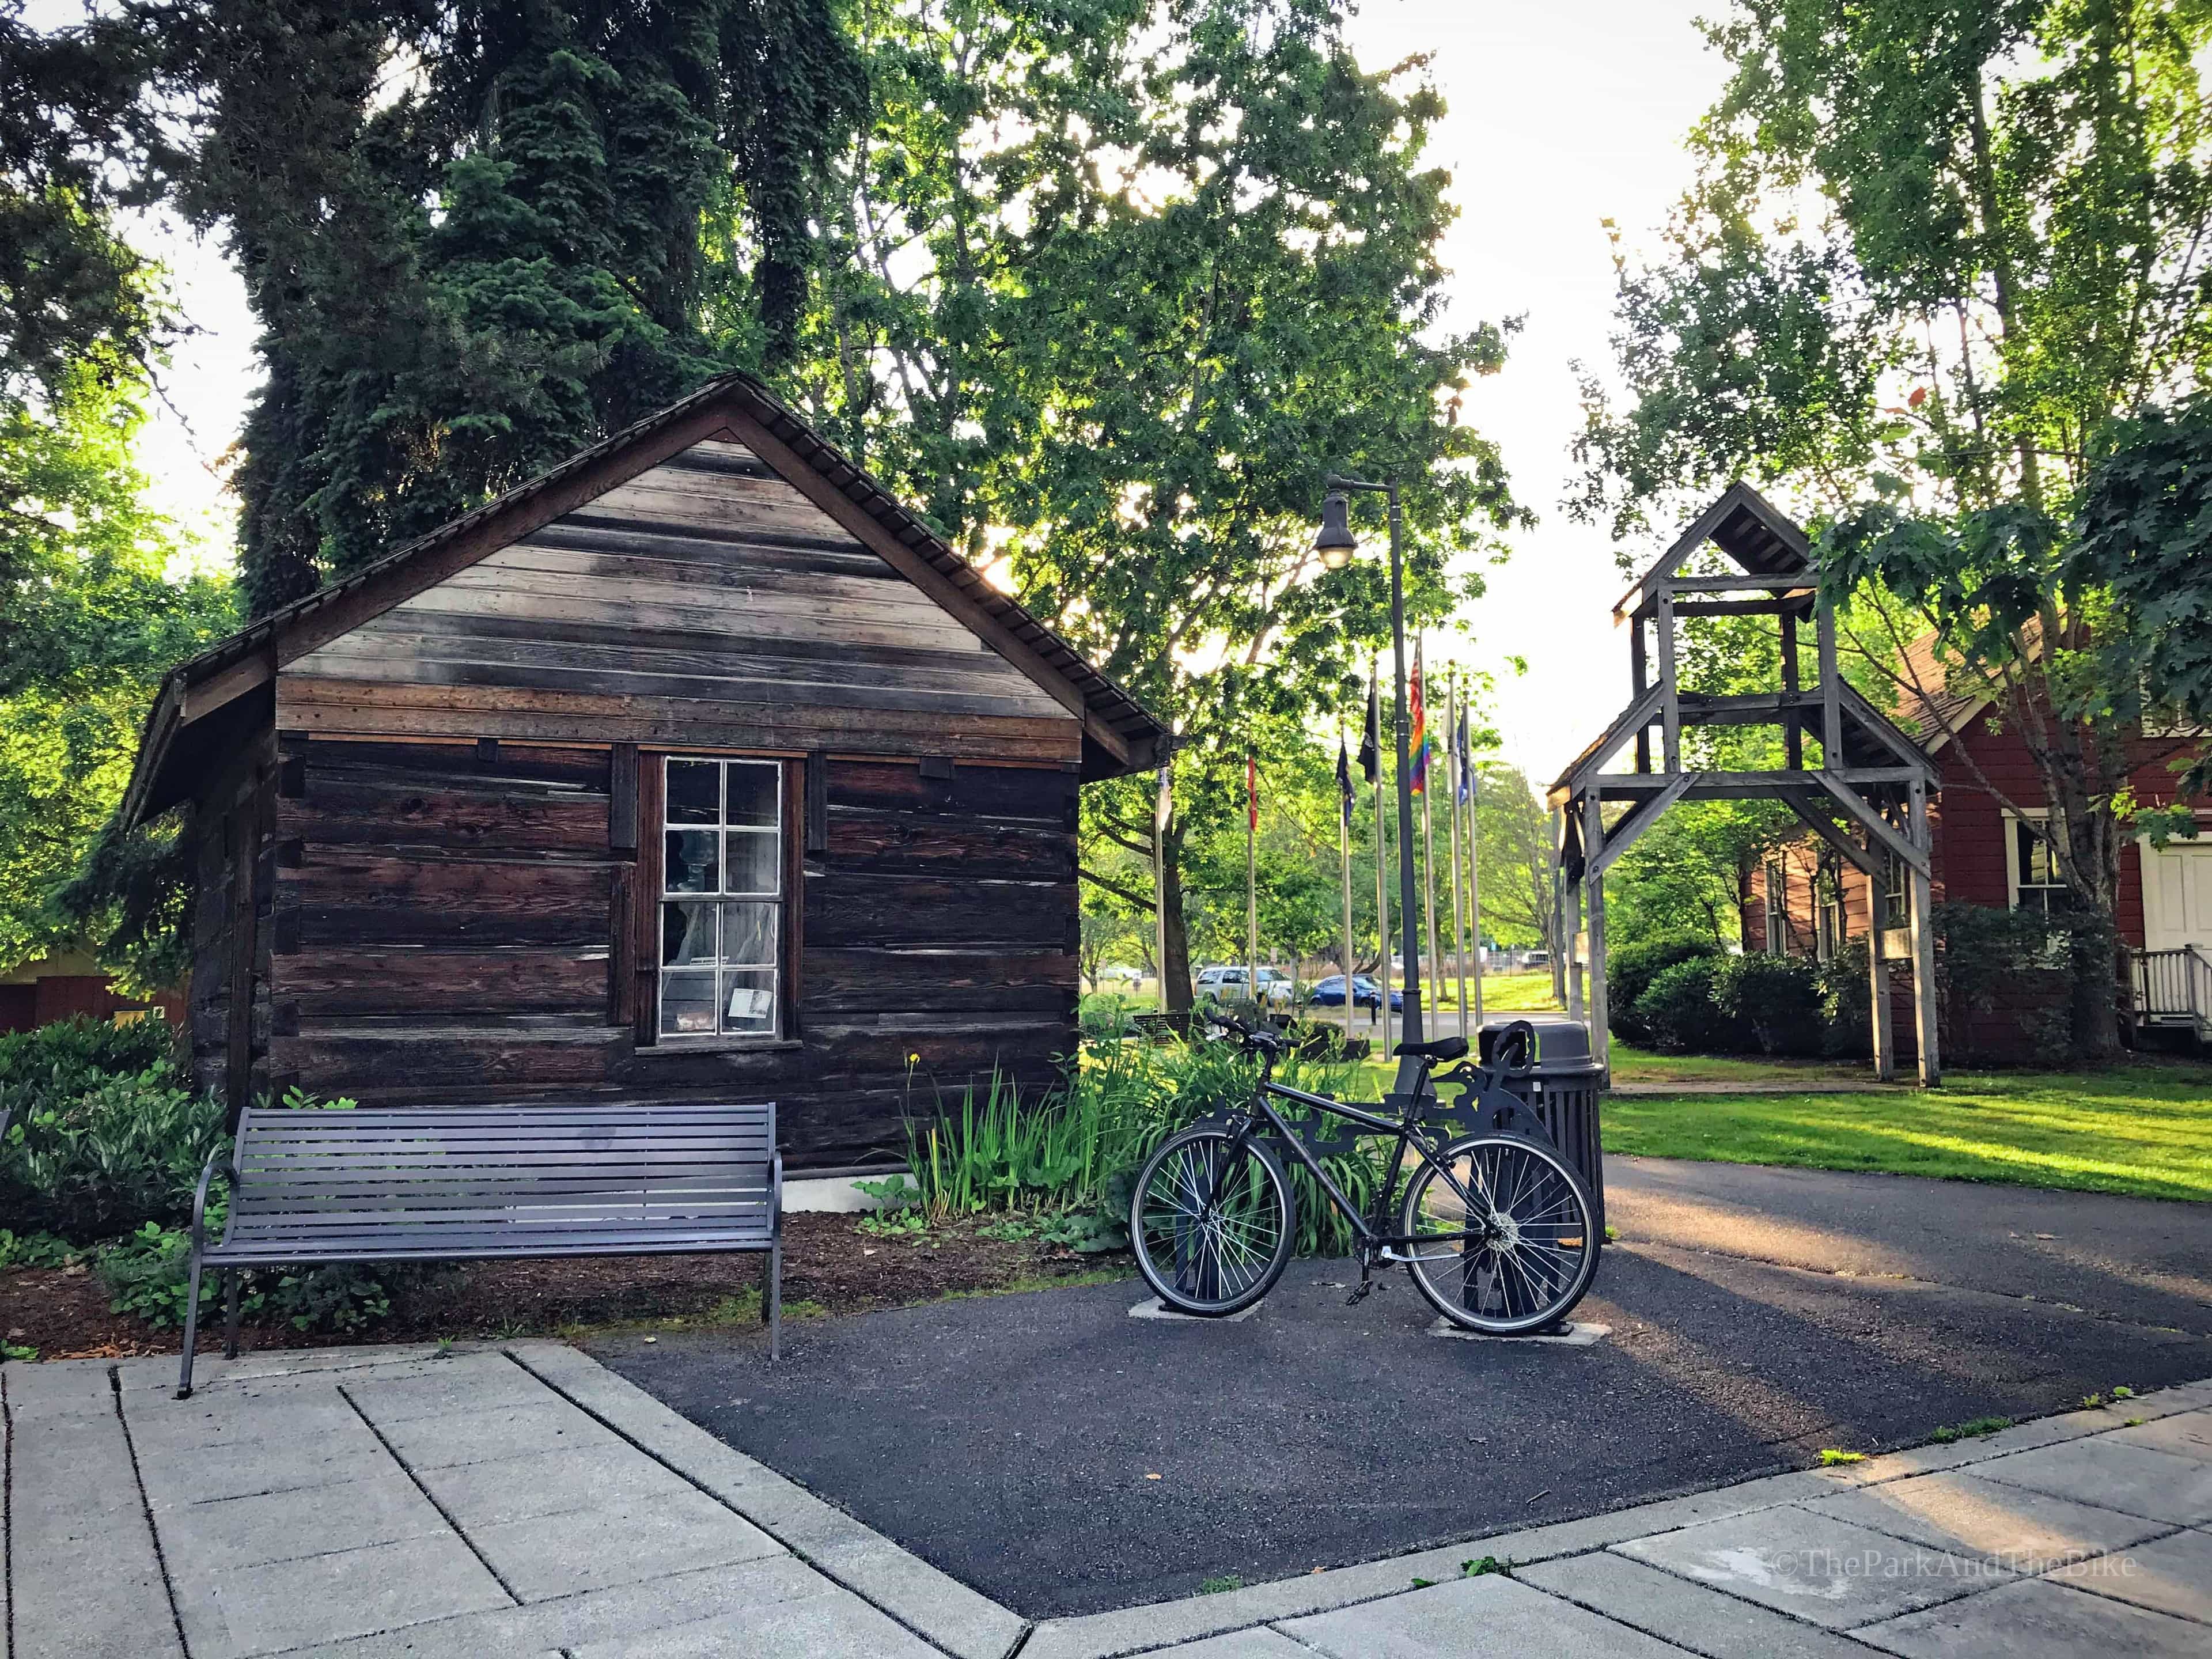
[
  {"x1": 189, "y1": 1146, "x2": 237, "y2": 1257},
  {"x1": 770, "y1": 1150, "x2": 783, "y2": 1240}
]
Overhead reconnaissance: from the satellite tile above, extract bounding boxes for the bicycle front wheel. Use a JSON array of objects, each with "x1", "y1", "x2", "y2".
[
  {"x1": 1130, "y1": 1126, "x2": 1296, "y2": 1316},
  {"x1": 1399, "y1": 1134, "x2": 1597, "y2": 1335}
]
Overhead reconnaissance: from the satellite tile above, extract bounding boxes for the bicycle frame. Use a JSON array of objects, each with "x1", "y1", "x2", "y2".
[{"x1": 1228, "y1": 1056, "x2": 1496, "y2": 1256}]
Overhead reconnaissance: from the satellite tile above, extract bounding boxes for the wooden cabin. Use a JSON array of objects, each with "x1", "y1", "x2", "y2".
[{"x1": 118, "y1": 373, "x2": 1164, "y2": 1169}]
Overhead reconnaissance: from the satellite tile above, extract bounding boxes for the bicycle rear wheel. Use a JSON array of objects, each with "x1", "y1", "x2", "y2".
[
  {"x1": 1399, "y1": 1134, "x2": 1597, "y2": 1335},
  {"x1": 1130, "y1": 1126, "x2": 1296, "y2": 1316}
]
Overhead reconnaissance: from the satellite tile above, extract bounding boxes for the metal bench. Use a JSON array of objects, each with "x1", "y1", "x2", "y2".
[{"x1": 178, "y1": 1101, "x2": 781, "y2": 1397}]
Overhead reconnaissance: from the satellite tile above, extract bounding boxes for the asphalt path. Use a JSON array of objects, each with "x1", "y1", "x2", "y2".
[{"x1": 594, "y1": 1158, "x2": 2212, "y2": 1618}]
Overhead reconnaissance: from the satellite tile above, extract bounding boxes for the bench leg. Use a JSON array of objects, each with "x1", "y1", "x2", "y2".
[
  {"x1": 223, "y1": 1270, "x2": 243, "y2": 1359},
  {"x1": 766, "y1": 1239, "x2": 782, "y2": 1361},
  {"x1": 177, "y1": 1251, "x2": 204, "y2": 1399}
]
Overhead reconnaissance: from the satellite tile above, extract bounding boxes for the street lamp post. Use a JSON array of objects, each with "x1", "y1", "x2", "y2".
[{"x1": 1315, "y1": 475, "x2": 1425, "y2": 1081}]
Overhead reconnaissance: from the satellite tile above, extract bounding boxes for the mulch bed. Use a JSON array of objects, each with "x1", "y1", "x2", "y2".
[{"x1": 1, "y1": 1214, "x2": 1129, "y2": 1363}]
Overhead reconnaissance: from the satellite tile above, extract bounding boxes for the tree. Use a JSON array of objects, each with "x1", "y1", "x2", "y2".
[
  {"x1": 786, "y1": 0, "x2": 1521, "y2": 1010},
  {"x1": 1577, "y1": 0, "x2": 2212, "y2": 1055},
  {"x1": 1, "y1": 368, "x2": 236, "y2": 986},
  {"x1": 151, "y1": 0, "x2": 866, "y2": 613}
]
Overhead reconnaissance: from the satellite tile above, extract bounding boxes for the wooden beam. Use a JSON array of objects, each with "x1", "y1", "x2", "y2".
[
  {"x1": 1630, "y1": 622, "x2": 1650, "y2": 774},
  {"x1": 1868, "y1": 896, "x2": 1895, "y2": 1082},
  {"x1": 1671, "y1": 599, "x2": 1813, "y2": 619},
  {"x1": 1657, "y1": 588, "x2": 1681, "y2": 771},
  {"x1": 1550, "y1": 681, "x2": 1666, "y2": 802},
  {"x1": 1810, "y1": 771, "x2": 1929, "y2": 877},
  {"x1": 1659, "y1": 573, "x2": 1823, "y2": 595},
  {"x1": 1907, "y1": 777, "x2": 1941, "y2": 1085},
  {"x1": 1583, "y1": 789, "x2": 1609, "y2": 1073},
  {"x1": 1817, "y1": 603, "x2": 1843, "y2": 764},
  {"x1": 183, "y1": 645, "x2": 275, "y2": 722},
  {"x1": 725, "y1": 407, "x2": 1118, "y2": 760},
  {"x1": 1592, "y1": 772, "x2": 1694, "y2": 876},
  {"x1": 1781, "y1": 793, "x2": 1883, "y2": 877},
  {"x1": 1781, "y1": 611, "x2": 1803, "y2": 772}
]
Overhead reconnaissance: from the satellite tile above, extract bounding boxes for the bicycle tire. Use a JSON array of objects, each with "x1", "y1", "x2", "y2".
[
  {"x1": 1129, "y1": 1125, "x2": 1297, "y2": 1316},
  {"x1": 1398, "y1": 1132, "x2": 1598, "y2": 1335}
]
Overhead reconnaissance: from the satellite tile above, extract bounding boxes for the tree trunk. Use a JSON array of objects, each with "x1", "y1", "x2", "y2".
[{"x1": 1158, "y1": 823, "x2": 1195, "y2": 1014}]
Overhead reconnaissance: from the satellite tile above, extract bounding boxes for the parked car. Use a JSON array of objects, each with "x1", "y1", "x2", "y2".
[
  {"x1": 1306, "y1": 974, "x2": 1403, "y2": 1012},
  {"x1": 1096, "y1": 965, "x2": 1144, "y2": 984},
  {"x1": 1194, "y1": 965, "x2": 1296, "y2": 1005},
  {"x1": 1520, "y1": 949, "x2": 1549, "y2": 971}
]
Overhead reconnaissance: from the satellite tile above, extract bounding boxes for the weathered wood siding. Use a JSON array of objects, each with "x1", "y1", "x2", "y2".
[
  {"x1": 257, "y1": 740, "x2": 1075, "y2": 1166},
  {"x1": 277, "y1": 437, "x2": 1080, "y2": 766}
]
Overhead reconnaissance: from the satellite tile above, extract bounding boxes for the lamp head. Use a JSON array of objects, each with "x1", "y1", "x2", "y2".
[{"x1": 1315, "y1": 490, "x2": 1357, "y2": 569}]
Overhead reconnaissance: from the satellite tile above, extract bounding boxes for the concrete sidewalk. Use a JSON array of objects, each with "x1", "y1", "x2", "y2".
[{"x1": 4, "y1": 1344, "x2": 2208, "y2": 1659}]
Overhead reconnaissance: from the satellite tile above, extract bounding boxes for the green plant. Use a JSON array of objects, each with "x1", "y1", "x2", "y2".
[
  {"x1": 1462, "y1": 1556, "x2": 1508, "y2": 1577},
  {"x1": 1199, "y1": 1575, "x2": 1243, "y2": 1595},
  {"x1": 1715, "y1": 954, "x2": 1825, "y2": 1057},
  {"x1": 0, "y1": 1229, "x2": 87, "y2": 1268},
  {"x1": 2124, "y1": 1416, "x2": 2145, "y2": 1427},
  {"x1": 94, "y1": 1207, "x2": 396, "y2": 1335},
  {"x1": 975, "y1": 1216, "x2": 1039, "y2": 1242},
  {"x1": 1633, "y1": 956, "x2": 1744, "y2": 1054},
  {"x1": 3, "y1": 1065, "x2": 226, "y2": 1238},
  {"x1": 1929, "y1": 1416, "x2": 2012, "y2": 1444},
  {"x1": 96, "y1": 1221, "x2": 223, "y2": 1330},
  {"x1": 857, "y1": 1209, "x2": 928, "y2": 1240},
  {"x1": 1818, "y1": 1449, "x2": 1865, "y2": 1466},
  {"x1": 2, "y1": 1341, "x2": 36, "y2": 1362},
  {"x1": 2111, "y1": 1385, "x2": 2135, "y2": 1400},
  {"x1": 1608, "y1": 935, "x2": 1723, "y2": 1046},
  {"x1": 1040, "y1": 1207, "x2": 1128, "y2": 1254},
  {"x1": 855, "y1": 1174, "x2": 923, "y2": 1209},
  {"x1": 1410, "y1": 1577, "x2": 1435, "y2": 1588}
]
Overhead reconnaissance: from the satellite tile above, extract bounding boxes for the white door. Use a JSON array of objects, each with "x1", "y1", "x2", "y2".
[{"x1": 2140, "y1": 838, "x2": 2212, "y2": 952}]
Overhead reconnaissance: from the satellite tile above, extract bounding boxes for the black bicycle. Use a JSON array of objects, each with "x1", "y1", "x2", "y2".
[{"x1": 1128, "y1": 1016, "x2": 1599, "y2": 1334}]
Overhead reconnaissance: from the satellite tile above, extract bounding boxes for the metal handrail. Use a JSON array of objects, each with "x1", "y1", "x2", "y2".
[{"x1": 2134, "y1": 945, "x2": 2212, "y2": 1031}]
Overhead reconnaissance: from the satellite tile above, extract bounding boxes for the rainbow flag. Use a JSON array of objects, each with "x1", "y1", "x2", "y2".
[{"x1": 1409, "y1": 661, "x2": 1430, "y2": 795}]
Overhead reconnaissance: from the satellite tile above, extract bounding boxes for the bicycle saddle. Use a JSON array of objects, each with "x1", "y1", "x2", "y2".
[{"x1": 1394, "y1": 1035, "x2": 1468, "y2": 1061}]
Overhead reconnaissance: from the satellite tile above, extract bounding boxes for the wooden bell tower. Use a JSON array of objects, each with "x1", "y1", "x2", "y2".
[{"x1": 1549, "y1": 483, "x2": 1942, "y2": 1085}]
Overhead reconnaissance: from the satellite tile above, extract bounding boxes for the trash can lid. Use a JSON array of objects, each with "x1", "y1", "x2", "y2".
[{"x1": 1477, "y1": 1017, "x2": 1591, "y2": 1063}]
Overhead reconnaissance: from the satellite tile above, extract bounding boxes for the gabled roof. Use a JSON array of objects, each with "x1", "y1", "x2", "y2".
[
  {"x1": 122, "y1": 372, "x2": 1165, "y2": 822},
  {"x1": 1612, "y1": 480, "x2": 1816, "y2": 623}
]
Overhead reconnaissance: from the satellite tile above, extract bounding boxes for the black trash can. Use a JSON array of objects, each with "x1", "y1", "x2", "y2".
[{"x1": 1479, "y1": 1018, "x2": 1605, "y2": 1236}]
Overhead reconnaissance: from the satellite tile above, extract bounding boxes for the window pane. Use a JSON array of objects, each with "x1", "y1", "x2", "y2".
[
  {"x1": 726, "y1": 762, "x2": 779, "y2": 827},
  {"x1": 662, "y1": 902, "x2": 717, "y2": 966},
  {"x1": 668, "y1": 760, "x2": 720, "y2": 824},
  {"x1": 660, "y1": 972, "x2": 718, "y2": 1035},
  {"x1": 724, "y1": 828, "x2": 778, "y2": 895},
  {"x1": 664, "y1": 830, "x2": 719, "y2": 894},
  {"x1": 720, "y1": 902, "x2": 777, "y2": 966},
  {"x1": 720, "y1": 969, "x2": 777, "y2": 1034}
]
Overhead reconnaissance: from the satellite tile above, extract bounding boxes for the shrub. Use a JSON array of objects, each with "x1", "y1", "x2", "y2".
[
  {"x1": 0, "y1": 1014, "x2": 173, "y2": 1120},
  {"x1": 1816, "y1": 940, "x2": 1873, "y2": 1058},
  {"x1": 1631, "y1": 956, "x2": 1742, "y2": 1052},
  {"x1": 1078, "y1": 993, "x2": 1141, "y2": 1040},
  {"x1": 94, "y1": 1212, "x2": 395, "y2": 1335},
  {"x1": 1609, "y1": 935, "x2": 1724, "y2": 1045},
  {"x1": 1714, "y1": 954, "x2": 1825, "y2": 1056},
  {"x1": 2, "y1": 1065, "x2": 226, "y2": 1238}
]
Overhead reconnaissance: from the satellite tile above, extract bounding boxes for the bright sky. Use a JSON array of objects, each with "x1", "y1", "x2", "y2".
[{"x1": 124, "y1": 0, "x2": 1730, "y2": 791}]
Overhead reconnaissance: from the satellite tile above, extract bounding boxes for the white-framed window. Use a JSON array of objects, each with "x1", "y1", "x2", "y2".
[
  {"x1": 1763, "y1": 859, "x2": 1789, "y2": 955},
  {"x1": 658, "y1": 756, "x2": 783, "y2": 1039},
  {"x1": 1881, "y1": 848, "x2": 1909, "y2": 931},
  {"x1": 1815, "y1": 854, "x2": 1844, "y2": 961},
  {"x1": 2005, "y1": 811, "x2": 2067, "y2": 916}
]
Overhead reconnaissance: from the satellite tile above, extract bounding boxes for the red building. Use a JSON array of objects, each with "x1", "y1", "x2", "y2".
[
  {"x1": 0, "y1": 950, "x2": 184, "y2": 1036},
  {"x1": 1745, "y1": 637, "x2": 2211, "y2": 1056}
]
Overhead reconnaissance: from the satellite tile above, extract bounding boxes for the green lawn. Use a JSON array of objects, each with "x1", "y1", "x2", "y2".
[{"x1": 1603, "y1": 1062, "x2": 2212, "y2": 1203}]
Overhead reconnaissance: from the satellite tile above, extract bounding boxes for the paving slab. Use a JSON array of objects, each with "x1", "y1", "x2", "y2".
[
  {"x1": 1973, "y1": 1436, "x2": 2212, "y2": 1524},
  {"x1": 560, "y1": 1588, "x2": 946, "y2": 1659},
  {"x1": 172, "y1": 1531, "x2": 512, "y2": 1659},
  {"x1": 1517, "y1": 1551, "x2": 1884, "y2": 1659},
  {"x1": 1153, "y1": 1633, "x2": 1315, "y2": 1657},
  {"x1": 358, "y1": 1394, "x2": 623, "y2": 1470},
  {"x1": 2108, "y1": 1407, "x2": 2212, "y2": 1464},
  {"x1": 465, "y1": 1485, "x2": 782, "y2": 1601},
  {"x1": 154, "y1": 1465, "x2": 453, "y2": 1574},
  {"x1": 1613, "y1": 1506, "x2": 2010, "y2": 1629},
  {"x1": 2044, "y1": 1524, "x2": 2212, "y2": 1625},
  {"x1": 415, "y1": 1440, "x2": 695, "y2": 1529},
  {"x1": 1855, "y1": 1575, "x2": 2211, "y2": 1658},
  {"x1": 1281, "y1": 1572, "x2": 1689, "y2": 1658},
  {"x1": 1796, "y1": 1469, "x2": 2169, "y2": 1566}
]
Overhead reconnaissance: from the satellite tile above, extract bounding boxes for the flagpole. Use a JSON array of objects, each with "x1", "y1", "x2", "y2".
[
  {"x1": 1245, "y1": 753, "x2": 1259, "y2": 1015},
  {"x1": 1448, "y1": 670, "x2": 1469, "y2": 1040},
  {"x1": 1416, "y1": 638, "x2": 1440, "y2": 1031},
  {"x1": 1371, "y1": 659, "x2": 1389, "y2": 1056},
  {"x1": 1339, "y1": 718, "x2": 1355, "y2": 1043},
  {"x1": 1468, "y1": 745, "x2": 1486, "y2": 1029}
]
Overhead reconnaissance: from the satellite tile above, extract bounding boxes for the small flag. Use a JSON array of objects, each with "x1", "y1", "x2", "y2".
[
  {"x1": 1247, "y1": 754, "x2": 1259, "y2": 831},
  {"x1": 1336, "y1": 736, "x2": 1355, "y2": 825},
  {"x1": 1408, "y1": 662, "x2": 1429, "y2": 796},
  {"x1": 1456, "y1": 707, "x2": 1473, "y2": 806},
  {"x1": 1359, "y1": 680, "x2": 1380, "y2": 784}
]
